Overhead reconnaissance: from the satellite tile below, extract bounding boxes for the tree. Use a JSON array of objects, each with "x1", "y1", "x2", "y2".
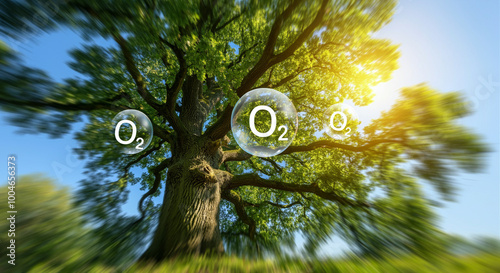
[
  {"x1": 0, "y1": 175, "x2": 146, "y2": 272},
  {"x1": 0, "y1": 0, "x2": 487, "y2": 262},
  {"x1": 336, "y1": 172, "x2": 447, "y2": 259}
]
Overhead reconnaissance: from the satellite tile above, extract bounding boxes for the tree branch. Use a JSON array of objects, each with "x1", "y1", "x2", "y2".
[
  {"x1": 214, "y1": 7, "x2": 247, "y2": 32},
  {"x1": 158, "y1": 36, "x2": 189, "y2": 134},
  {"x1": 222, "y1": 149, "x2": 252, "y2": 162},
  {"x1": 203, "y1": 77, "x2": 225, "y2": 113},
  {"x1": 137, "y1": 158, "x2": 172, "y2": 221},
  {"x1": 227, "y1": 42, "x2": 259, "y2": 69},
  {"x1": 223, "y1": 139, "x2": 405, "y2": 162},
  {"x1": 235, "y1": 0, "x2": 304, "y2": 97},
  {"x1": 122, "y1": 139, "x2": 167, "y2": 172},
  {"x1": 152, "y1": 122, "x2": 174, "y2": 143},
  {"x1": 0, "y1": 92, "x2": 130, "y2": 111},
  {"x1": 248, "y1": 158, "x2": 273, "y2": 176},
  {"x1": 256, "y1": 65, "x2": 322, "y2": 89},
  {"x1": 203, "y1": 104, "x2": 233, "y2": 140},
  {"x1": 158, "y1": 36, "x2": 187, "y2": 110},
  {"x1": 226, "y1": 173, "x2": 369, "y2": 208},
  {"x1": 269, "y1": 0, "x2": 329, "y2": 66},
  {"x1": 281, "y1": 139, "x2": 406, "y2": 155},
  {"x1": 244, "y1": 200, "x2": 302, "y2": 209},
  {"x1": 112, "y1": 33, "x2": 164, "y2": 113},
  {"x1": 70, "y1": 2, "x2": 135, "y2": 20},
  {"x1": 221, "y1": 189, "x2": 257, "y2": 240},
  {"x1": 287, "y1": 154, "x2": 306, "y2": 167},
  {"x1": 261, "y1": 157, "x2": 283, "y2": 173}
]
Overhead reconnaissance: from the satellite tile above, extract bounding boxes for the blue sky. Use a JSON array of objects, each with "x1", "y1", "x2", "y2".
[{"x1": 1, "y1": 0, "x2": 499, "y2": 256}]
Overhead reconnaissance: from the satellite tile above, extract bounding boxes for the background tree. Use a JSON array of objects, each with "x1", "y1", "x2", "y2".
[
  {"x1": 0, "y1": 0, "x2": 487, "y2": 262},
  {"x1": 336, "y1": 173, "x2": 446, "y2": 259},
  {"x1": 0, "y1": 175, "x2": 148, "y2": 272}
]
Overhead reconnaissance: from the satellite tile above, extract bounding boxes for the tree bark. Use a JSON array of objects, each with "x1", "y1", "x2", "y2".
[{"x1": 139, "y1": 135, "x2": 226, "y2": 261}]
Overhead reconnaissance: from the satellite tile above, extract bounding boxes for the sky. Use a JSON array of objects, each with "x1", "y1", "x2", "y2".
[{"x1": 1, "y1": 0, "x2": 499, "y2": 256}]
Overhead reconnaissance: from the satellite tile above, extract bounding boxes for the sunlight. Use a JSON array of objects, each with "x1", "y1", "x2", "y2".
[{"x1": 354, "y1": 67, "x2": 404, "y2": 130}]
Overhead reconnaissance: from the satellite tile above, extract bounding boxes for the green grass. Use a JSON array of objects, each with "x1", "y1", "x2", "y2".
[
  {"x1": 306, "y1": 253, "x2": 500, "y2": 273},
  {"x1": 27, "y1": 253, "x2": 500, "y2": 273}
]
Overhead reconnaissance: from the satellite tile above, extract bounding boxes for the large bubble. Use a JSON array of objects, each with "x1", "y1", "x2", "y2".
[
  {"x1": 323, "y1": 103, "x2": 359, "y2": 140},
  {"x1": 111, "y1": 109, "x2": 153, "y2": 154},
  {"x1": 231, "y1": 88, "x2": 298, "y2": 157}
]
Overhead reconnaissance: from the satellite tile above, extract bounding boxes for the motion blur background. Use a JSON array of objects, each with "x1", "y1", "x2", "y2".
[{"x1": 0, "y1": 0, "x2": 499, "y2": 272}]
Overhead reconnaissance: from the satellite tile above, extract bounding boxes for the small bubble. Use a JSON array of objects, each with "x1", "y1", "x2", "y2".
[
  {"x1": 323, "y1": 103, "x2": 359, "y2": 140},
  {"x1": 111, "y1": 110, "x2": 153, "y2": 154}
]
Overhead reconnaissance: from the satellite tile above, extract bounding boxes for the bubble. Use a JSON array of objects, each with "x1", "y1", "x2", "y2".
[
  {"x1": 323, "y1": 103, "x2": 359, "y2": 140},
  {"x1": 111, "y1": 110, "x2": 153, "y2": 154},
  {"x1": 231, "y1": 88, "x2": 298, "y2": 157}
]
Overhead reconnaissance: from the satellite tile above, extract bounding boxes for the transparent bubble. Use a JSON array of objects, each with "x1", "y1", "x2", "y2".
[
  {"x1": 231, "y1": 88, "x2": 298, "y2": 157},
  {"x1": 111, "y1": 110, "x2": 153, "y2": 154},
  {"x1": 323, "y1": 103, "x2": 359, "y2": 140}
]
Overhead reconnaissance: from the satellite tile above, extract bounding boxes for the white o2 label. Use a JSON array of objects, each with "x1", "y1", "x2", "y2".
[
  {"x1": 231, "y1": 88, "x2": 298, "y2": 157},
  {"x1": 323, "y1": 103, "x2": 358, "y2": 140},
  {"x1": 114, "y1": 120, "x2": 144, "y2": 150},
  {"x1": 329, "y1": 111, "x2": 351, "y2": 137},
  {"x1": 111, "y1": 110, "x2": 153, "y2": 155},
  {"x1": 249, "y1": 106, "x2": 277, "y2": 138},
  {"x1": 248, "y1": 106, "x2": 289, "y2": 141},
  {"x1": 330, "y1": 111, "x2": 347, "y2": 131}
]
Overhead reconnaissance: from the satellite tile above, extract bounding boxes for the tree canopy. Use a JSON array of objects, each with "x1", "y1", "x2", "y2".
[{"x1": 0, "y1": 0, "x2": 488, "y2": 259}]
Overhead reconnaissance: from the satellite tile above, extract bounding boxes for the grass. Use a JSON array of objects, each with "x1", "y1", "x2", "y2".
[{"x1": 29, "y1": 253, "x2": 499, "y2": 273}]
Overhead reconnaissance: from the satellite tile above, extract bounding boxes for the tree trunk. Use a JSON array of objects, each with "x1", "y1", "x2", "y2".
[
  {"x1": 139, "y1": 73, "x2": 229, "y2": 261},
  {"x1": 140, "y1": 137, "x2": 226, "y2": 261}
]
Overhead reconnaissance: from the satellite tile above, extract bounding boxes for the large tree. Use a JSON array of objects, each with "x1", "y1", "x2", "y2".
[{"x1": 0, "y1": 0, "x2": 487, "y2": 261}]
